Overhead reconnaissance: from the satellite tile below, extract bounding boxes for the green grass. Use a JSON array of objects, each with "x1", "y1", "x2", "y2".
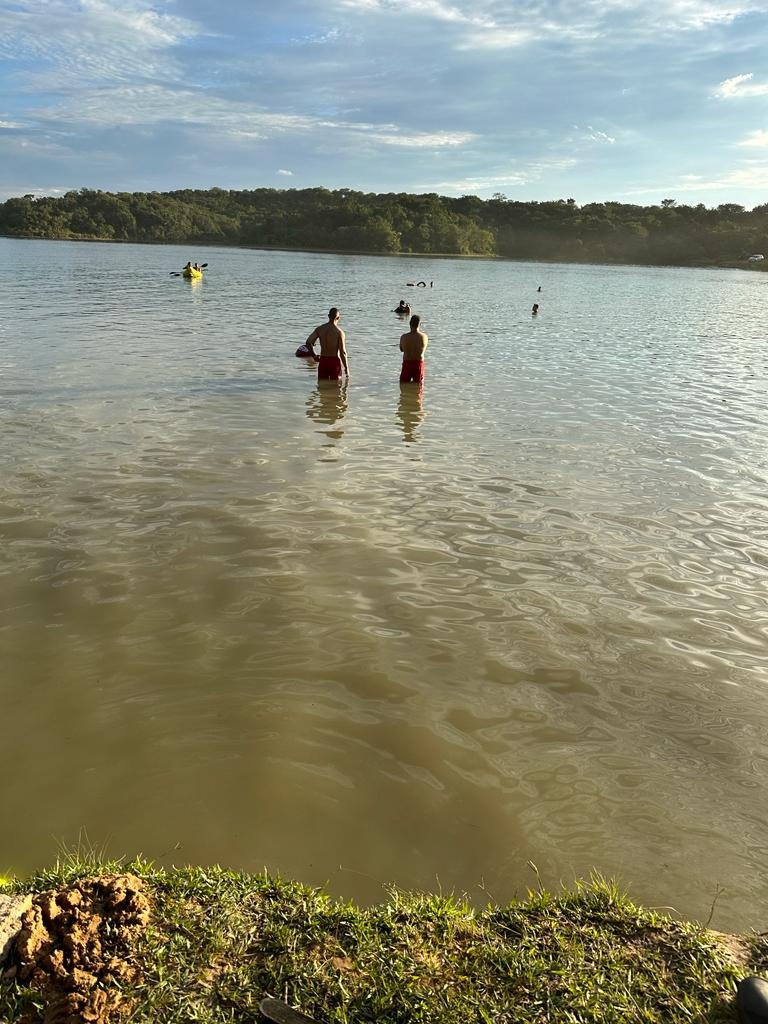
[{"x1": 0, "y1": 861, "x2": 755, "y2": 1023}]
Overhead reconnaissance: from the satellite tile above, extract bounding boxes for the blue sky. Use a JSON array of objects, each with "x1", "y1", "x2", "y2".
[{"x1": 1, "y1": 0, "x2": 768, "y2": 206}]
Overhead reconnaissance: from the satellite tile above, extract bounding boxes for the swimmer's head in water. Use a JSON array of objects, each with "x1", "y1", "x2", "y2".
[
  {"x1": 328, "y1": 307, "x2": 340, "y2": 321},
  {"x1": 410, "y1": 314, "x2": 421, "y2": 330}
]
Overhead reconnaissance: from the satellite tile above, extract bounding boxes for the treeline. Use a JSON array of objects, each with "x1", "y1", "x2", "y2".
[{"x1": 1, "y1": 187, "x2": 767, "y2": 267}]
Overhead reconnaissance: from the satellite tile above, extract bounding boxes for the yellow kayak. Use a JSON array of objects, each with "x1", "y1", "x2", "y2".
[{"x1": 182, "y1": 267, "x2": 203, "y2": 279}]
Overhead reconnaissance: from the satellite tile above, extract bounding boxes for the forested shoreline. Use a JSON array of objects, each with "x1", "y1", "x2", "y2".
[{"x1": 1, "y1": 186, "x2": 767, "y2": 268}]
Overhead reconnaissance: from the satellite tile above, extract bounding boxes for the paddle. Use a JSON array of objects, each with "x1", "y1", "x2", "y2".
[{"x1": 169, "y1": 263, "x2": 208, "y2": 277}]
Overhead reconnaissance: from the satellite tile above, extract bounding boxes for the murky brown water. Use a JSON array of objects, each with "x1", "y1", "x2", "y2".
[{"x1": 2, "y1": 237, "x2": 767, "y2": 929}]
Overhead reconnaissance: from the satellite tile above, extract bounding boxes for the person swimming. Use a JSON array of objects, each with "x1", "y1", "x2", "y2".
[
  {"x1": 532, "y1": 303, "x2": 539, "y2": 315},
  {"x1": 394, "y1": 300, "x2": 411, "y2": 316}
]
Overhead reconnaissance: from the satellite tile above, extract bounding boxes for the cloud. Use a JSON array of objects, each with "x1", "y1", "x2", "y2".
[
  {"x1": 624, "y1": 161, "x2": 768, "y2": 194},
  {"x1": 371, "y1": 130, "x2": 475, "y2": 147},
  {"x1": 291, "y1": 27, "x2": 342, "y2": 45},
  {"x1": 432, "y1": 174, "x2": 529, "y2": 192},
  {"x1": 430, "y1": 159, "x2": 579, "y2": 194},
  {"x1": 456, "y1": 27, "x2": 531, "y2": 49},
  {"x1": 277, "y1": 168, "x2": 294, "y2": 175},
  {"x1": 739, "y1": 129, "x2": 768, "y2": 146},
  {"x1": 585, "y1": 128, "x2": 616, "y2": 144},
  {"x1": 658, "y1": 0, "x2": 762, "y2": 28},
  {"x1": 338, "y1": 0, "x2": 765, "y2": 47},
  {"x1": 339, "y1": 0, "x2": 531, "y2": 48},
  {"x1": 34, "y1": 83, "x2": 476, "y2": 151},
  {"x1": 0, "y1": 0, "x2": 202, "y2": 89},
  {"x1": 0, "y1": 185, "x2": 70, "y2": 201},
  {"x1": 715, "y1": 73, "x2": 768, "y2": 98},
  {"x1": 571, "y1": 125, "x2": 617, "y2": 144}
]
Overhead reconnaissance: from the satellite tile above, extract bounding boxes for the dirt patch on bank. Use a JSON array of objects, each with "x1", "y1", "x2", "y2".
[{"x1": 6, "y1": 874, "x2": 150, "y2": 1024}]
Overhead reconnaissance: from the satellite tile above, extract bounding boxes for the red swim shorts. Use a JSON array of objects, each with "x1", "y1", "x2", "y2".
[
  {"x1": 318, "y1": 356, "x2": 342, "y2": 381},
  {"x1": 400, "y1": 359, "x2": 425, "y2": 384}
]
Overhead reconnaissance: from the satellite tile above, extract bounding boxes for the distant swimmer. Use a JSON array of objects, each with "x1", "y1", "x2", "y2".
[
  {"x1": 537, "y1": 285, "x2": 542, "y2": 293},
  {"x1": 394, "y1": 300, "x2": 411, "y2": 316},
  {"x1": 399, "y1": 314, "x2": 428, "y2": 384},
  {"x1": 304, "y1": 307, "x2": 349, "y2": 382},
  {"x1": 532, "y1": 303, "x2": 539, "y2": 315}
]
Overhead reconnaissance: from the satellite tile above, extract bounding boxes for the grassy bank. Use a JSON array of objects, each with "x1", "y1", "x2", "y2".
[{"x1": 0, "y1": 858, "x2": 763, "y2": 1023}]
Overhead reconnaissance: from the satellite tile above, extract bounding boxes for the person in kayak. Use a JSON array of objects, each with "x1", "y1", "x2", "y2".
[
  {"x1": 304, "y1": 307, "x2": 349, "y2": 381},
  {"x1": 399, "y1": 314, "x2": 428, "y2": 384}
]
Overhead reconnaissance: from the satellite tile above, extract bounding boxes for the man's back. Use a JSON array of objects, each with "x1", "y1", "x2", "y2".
[
  {"x1": 400, "y1": 329, "x2": 428, "y2": 360},
  {"x1": 316, "y1": 321, "x2": 345, "y2": 357}
]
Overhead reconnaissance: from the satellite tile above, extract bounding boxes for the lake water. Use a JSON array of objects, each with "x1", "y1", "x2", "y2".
[{"x1": 1, "y1": 236, "x2": 767, "y2": 929}]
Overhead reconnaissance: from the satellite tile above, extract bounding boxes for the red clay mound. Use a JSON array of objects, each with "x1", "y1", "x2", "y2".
[{"x1": 9, "y1": 874, "x2": 150, "y2": 1024}]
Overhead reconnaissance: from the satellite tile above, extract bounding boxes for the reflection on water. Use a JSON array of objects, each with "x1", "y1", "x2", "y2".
[
  {"x1": 397, "y1": 384, "x2": 425, "y2": 443},
  {"x1": 2, "y1": 237, "x2": 768, "y2": 930},
  {"x1": 306, "y1": 382, "x2": 348, "y2": 442}
]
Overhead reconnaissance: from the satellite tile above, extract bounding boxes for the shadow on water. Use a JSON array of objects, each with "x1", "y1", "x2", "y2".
[
  {"x1": 397, "y1": 384, "x2": 425, "y2": 443},
  {"x1": 306, "y1": 382, "x2": 348, "y2": 442}
]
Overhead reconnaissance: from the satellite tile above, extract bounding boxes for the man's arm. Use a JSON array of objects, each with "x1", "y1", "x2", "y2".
[
  {"x1": 338, "y1": 329, "x2": 349, "y2": 378},
  {"x1": 399, "y1": 334, "x2": 406, "y2": 352},
  {"x1": 305, "y1": 327, "x2": 320, "y2": 361}
]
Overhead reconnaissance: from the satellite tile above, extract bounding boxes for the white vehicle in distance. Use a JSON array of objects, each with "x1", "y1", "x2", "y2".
[{"x1": 747, "y1": 253, "x2": 765, "y2": 261}]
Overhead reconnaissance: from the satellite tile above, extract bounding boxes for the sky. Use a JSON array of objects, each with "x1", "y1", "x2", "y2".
[{"x1": 1, "y1": 0, "x2": 768, "y2": 206}]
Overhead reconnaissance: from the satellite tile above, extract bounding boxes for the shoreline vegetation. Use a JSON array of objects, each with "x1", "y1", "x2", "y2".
[
  {"x1": 2, "y1": 187, "x2": 767, "y2": 272},
  {"x1": 1, "y1": 859, "x2": 764, "y2": 1022}
]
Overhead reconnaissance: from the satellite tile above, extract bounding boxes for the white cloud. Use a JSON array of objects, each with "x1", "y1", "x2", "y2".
[
  {"x1": 657, "y1": 0, "x2": 760, "y2": 28},
  {"x1": 0, "y1": 0, "x2": 201, "y2": 89},
  {"x1": 433, "y1": 174, "x2": 529, "y2": 191},
  {"x1": 625, "y1": 161, "x2": 768, "y2": 194},
  {"x1": 373, "y1": 130, "x2": 475, "y2": 147},
  {"x1": 585, "y1": 127, "x2": 616, "y2": 144},
  {"x1": 570, "y1": 124, "x2": 617, "y2": 144},
  {"x1": 35, "y1": 83, "x2": 476, "y2": 150},
  {"x1": 739, "y1": 129, "x2": 768, "y2": 146},
  {"x1": 339, "y1": 0, "x2": 531, "y2": 48},
  {"x1": 291, "y1": 27, "x2": 342, "y2": 45},
  {"x1": 456, "y1": 27, "x2": 531, "y2": 49},
  {"x1": 430, "y1": 159, "x2": 578, "y2": 194},
  {"x1": 277, "y1": 168, "x2": 294, "y2": 175},
  {"x1": 715, "y1": 73, "x2": 768, "y2": 98},
  {"x1": 339, "y1": 0, "x2": 766, "y2": 47},
  {"x1": 0, "y1": 185, "x2": 70, "y2": 201}
]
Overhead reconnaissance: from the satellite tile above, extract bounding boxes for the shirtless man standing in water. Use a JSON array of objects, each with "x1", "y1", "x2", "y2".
[
  {"x1": 399, "y1": 314, "x2": 428, "y2": 384},
  {"x1": 305, "y1": 307, "x2": 349, "y2": 382}
]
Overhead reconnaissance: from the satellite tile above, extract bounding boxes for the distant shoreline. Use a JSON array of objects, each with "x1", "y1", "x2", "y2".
[{"x1": 2, "y1": 232, "x2": 766, "y2": 272}]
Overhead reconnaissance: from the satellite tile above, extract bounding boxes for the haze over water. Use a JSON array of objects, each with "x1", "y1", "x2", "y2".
[{"x1": 1, "y1": 237, "x2": 767, "y2": 930}]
